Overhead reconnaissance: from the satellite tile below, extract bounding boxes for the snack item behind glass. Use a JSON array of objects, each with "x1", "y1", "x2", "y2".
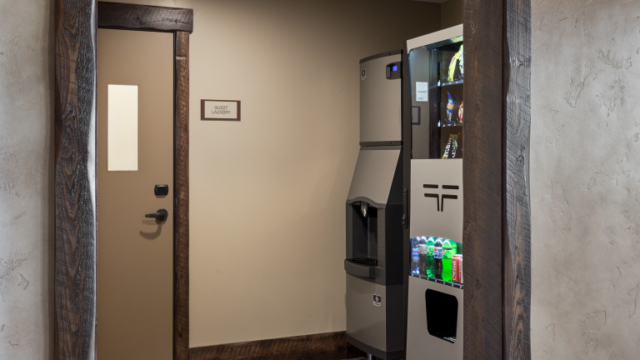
[
  {"x1": 442, "y1": 134, "x2": 459, "y2": 159},
  {"x1": 446, "y1": 91, "x2": 454, "y2": 123},
  {"x1": 447, "y1": 45, "x2": 464, "y2": 82}
]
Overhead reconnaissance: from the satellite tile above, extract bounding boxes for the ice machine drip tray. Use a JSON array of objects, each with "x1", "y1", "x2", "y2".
[{"x1": 344, "y1": 258, "x2": 378, "y2": 279}]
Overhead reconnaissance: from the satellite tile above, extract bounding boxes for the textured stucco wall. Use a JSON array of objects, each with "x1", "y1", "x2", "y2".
[
  {"x1": 531, "y1": 0, "x2": 640, "y2": 358},
  {"x1": 0, "y1": 0, "x2": 54, "y2": 359}
]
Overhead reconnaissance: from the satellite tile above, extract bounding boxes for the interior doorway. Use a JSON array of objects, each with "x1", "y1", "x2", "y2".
[
  {"x1": 53, "y1": 2, "x2": 192, "y2": 359},
  {"x1": 53, "y1": 1, "x2": 531, "y2": 360}
]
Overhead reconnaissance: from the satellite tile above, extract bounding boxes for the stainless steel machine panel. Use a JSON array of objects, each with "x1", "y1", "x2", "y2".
[
  {"x1": 346, "y1": 274, "x2": 387, "y2": 351},
  {"x1": 405, "y1": 276, "x2": 464, "y2": 360},
  {"x1": 406, "y1": 25, "x2": 463, "y2": 55},
  {"x1": 360, "y1": 54, "x2": 402, "y2": 143},
  {"x1": 410, "y1": 159, "x2": 463, "y2": 243},
  {"x1": 347, "y1": 147, "x2": 401, "y2": 206}
]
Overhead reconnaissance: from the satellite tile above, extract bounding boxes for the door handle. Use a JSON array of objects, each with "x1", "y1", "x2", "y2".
[{"x1": 145, "y1": 209, "x2": 168, "y2": 222}]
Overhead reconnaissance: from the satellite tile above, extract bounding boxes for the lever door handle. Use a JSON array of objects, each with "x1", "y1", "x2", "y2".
[{"x1": 145, "y1": 209, "x2": 168, "y2": 222}]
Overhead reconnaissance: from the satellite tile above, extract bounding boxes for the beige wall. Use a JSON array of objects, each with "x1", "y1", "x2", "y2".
[
  {"x1": 116, "y1": 0, "x2": 442, "y2": 348},
  {"x1": 0, "y1": 0, "x2": 463, "y2": 355},
  {"x1": 441, "y1": 0, "x2": 463, "y2": 29},
  {"x1": 0, "y1": 0, "x2": 54, "y2": 359},
  {"x1": 531, "y1": 0, "x2": 640, "y2": 358}
]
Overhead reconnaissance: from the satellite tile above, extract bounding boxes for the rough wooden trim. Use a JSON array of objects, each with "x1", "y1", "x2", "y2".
[
  {"x1": 189, "y1": 332, "x2": 365, "y2": 360},
  {"x1": 174, "y1": 30, "x2": 190, "y2": 360},
  {"x1": 462, "y1": 0, "x2": 505, "y2": 359},
  {"x1": 98, "y1": 2, "x2": 193, "y2": 33},
  {"x1": 504, "y1": 0, "x2": 532, "y2": 358},
  {"x1": 54, "y1": 0, "x2": 98, "y2": 359},
  {"x1": 463, "y1": 0, "x2": 532, "y2": 359},
  {"x1": 55, "y1": 1, "x2": 192, "y2": 359}
]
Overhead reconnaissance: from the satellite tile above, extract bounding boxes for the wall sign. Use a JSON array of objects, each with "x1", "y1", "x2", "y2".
[{"x1": 201, "y1": 99, "x2": 241, "y2": 121}]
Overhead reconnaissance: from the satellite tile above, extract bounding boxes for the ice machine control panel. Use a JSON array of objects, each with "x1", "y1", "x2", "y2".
[{"x1": 386, "y1": 62, "x2": 402, "y2": 80}]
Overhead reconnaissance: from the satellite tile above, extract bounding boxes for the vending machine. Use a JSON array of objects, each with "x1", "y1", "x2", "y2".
[
  {"x1": 344, "y1": 51, "x2": 405, "y2": 360},
  {"x1": 403, "y1": 25, "x2": 464, "y2": 360}
]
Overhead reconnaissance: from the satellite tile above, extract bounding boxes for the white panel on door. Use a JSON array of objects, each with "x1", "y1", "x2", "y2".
[{"x1": 108, "y1": 84, "x2": 139, "y2": 171}]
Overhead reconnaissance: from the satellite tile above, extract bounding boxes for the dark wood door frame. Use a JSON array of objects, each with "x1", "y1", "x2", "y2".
[
  {"x1": 54, "y1": 2, "x2": 192, "y2": 359},
  {"x1": 463, "y1": 0, "x2": 531, "y2": 359},
  {"x1": 55, "y1": 1, "x2": 531, "y2": 360}
]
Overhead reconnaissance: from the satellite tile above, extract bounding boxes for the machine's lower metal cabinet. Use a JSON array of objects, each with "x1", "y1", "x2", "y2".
[
  {"x1": 406, "y1": 276, "x2": 463, "y2": 360},
  {"x1": 346, "y1": 275, "x2": 405, "y2": 360}
]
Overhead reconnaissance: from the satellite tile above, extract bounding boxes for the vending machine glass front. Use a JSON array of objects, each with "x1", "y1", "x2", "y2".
[{"x1": 408, "y1": 36, "x2": 464, "y2": 160}]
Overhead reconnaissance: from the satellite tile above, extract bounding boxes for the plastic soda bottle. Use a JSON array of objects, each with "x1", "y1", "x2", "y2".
[
  {"x1": 442, "y1": 239, "x2": 457, "y2": 281},
  {"x1": 410, "y1": 237, "x2": 420, "y2": 275},
  {"x1": 425, "y1": 237, "x2": 436, "y2": 278},
  {"x1": 418, "y1": 237, "x2": 428, "y2": 276},
  {"x1": 433, "y1": 238, "x2": 444, "y2": 280}
]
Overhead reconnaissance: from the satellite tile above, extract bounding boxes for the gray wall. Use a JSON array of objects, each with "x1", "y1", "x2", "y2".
[
  {"x1": 531, "y1": 0, "x2": 640, "y2": 358},
  {"x1": 0, "y1": 0, "x2": 54, "y2": 359}
]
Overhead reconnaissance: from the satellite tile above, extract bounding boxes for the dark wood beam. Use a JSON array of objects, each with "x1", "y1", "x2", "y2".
[
  {"x1": 504, "y1": 0, "x2": 532, "y2": 358},
  {"x1": 174, "y1": 30, "x2": 191, "y2": 360},
  {"x1": 463, "y1": 0, "x2": 505, "y2": 358},
  {"x1": 54, "y1": 0, "x2": 98, "y2": 359},
  {"x1": 463, "y1": 0, "x2": 532, "y2": 359},
  {"x1": 98, "y1": 2, "x2": 193, "y2": 33}
]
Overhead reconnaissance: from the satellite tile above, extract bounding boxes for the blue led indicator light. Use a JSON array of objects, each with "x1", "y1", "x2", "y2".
[{"x1": 392, "y1": 65, "x2": 398, "y2": 72}]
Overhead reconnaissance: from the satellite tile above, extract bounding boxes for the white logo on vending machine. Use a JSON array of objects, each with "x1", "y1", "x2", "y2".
[{"x1": 373, "y1": 294, "x2": 382, "y2": 307}]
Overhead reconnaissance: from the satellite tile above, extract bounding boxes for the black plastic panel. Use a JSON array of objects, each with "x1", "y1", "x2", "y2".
[
  {"x1": 344, "y1": 259, "x2": 376, "y2": 279},
  {"x1": 425, "y1": 289, "x2": 458, "y2": 343}
]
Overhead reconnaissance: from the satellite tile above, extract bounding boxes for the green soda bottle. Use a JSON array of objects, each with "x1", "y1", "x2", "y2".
[
  {"x1": 425, "y1": 237, "x2": 436, "y2": 278},
  {"x1": 442, "y1": 239, "x2": 458, "y2": 282}
]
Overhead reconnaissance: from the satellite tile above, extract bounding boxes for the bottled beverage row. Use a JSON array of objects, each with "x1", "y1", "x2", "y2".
[{"x1": 411, "y1": 236, "x2": 463, "y2": 284}]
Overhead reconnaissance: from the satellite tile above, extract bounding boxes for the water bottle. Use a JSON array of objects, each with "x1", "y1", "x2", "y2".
[
  {"x1": 442, "y1": 239, "x2": 457, "y2": 282},
  {"x1": 411, "y1": 237, "x2": 420, "y2": 275},
  {"x1": 434, "y1": 238, "x2": 444, "y2": 280},
  {"x1": 426, "y1": 237, "x2": 436, "y2": 278},
  {"x1": 418, "y1": 237, "x2": 428, "y2": 276}
]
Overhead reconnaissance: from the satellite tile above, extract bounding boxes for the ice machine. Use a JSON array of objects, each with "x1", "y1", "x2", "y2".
[
  {"x1": 403, "y1": 25, "x2": 465, "y2": 360},
  {"x1": 345, "y1": 51, "x2": 405, "y2": 360}
]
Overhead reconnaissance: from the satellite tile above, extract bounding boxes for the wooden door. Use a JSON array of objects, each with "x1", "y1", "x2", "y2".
[{"x1": 97, "y1": 28, "x2": 174, "y2": 360}]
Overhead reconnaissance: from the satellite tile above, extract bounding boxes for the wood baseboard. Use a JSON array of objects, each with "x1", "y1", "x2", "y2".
[{"x1": 189, "y1": 331, "x2": 366, "y2": 360}]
